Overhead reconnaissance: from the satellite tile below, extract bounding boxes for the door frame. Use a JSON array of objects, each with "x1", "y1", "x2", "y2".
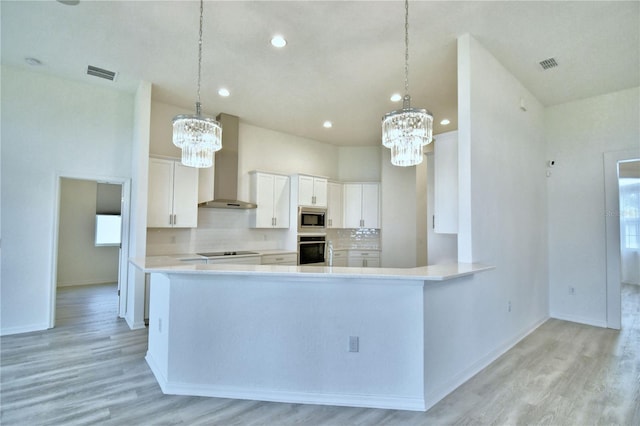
[
  {"x1": 604, "y1": 149, "x2": 640, "y2": 329},
  {"x1": 50, "y1": 173, "x2": 131, "y2": 327}
]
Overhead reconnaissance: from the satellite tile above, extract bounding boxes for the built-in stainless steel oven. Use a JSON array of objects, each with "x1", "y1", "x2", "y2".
[
  {"x1": 298, "y1": 207, "x2": 326, "y2": 233},
  {"x1": 297, "y1": 234, "x2": 326, "y2": 265}
]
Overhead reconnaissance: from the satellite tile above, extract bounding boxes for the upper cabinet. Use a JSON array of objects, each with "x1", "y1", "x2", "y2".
[
  {"x1": 434, "y1": 131, "x2": 458, "y2": 234},
  {"x1": 147, "y1": 157, "x2": 199, "y2": 228},
  {"x1": 250, "y1": 171, "x2": 290, "y2": 228},
  {"x1": 343, "y1": 183, "x2": 380, "y2": 229},
  {"x1": 326, "y1": 181, "x2": 343, "y2": 229},
  {"x1": 296, "y1": 174, "x2": 327, "y2": 207}
]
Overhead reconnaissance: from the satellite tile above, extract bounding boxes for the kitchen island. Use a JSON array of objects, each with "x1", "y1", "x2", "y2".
[{"x1": 130, "y1": 259, "x2": 493, "y2": 411}]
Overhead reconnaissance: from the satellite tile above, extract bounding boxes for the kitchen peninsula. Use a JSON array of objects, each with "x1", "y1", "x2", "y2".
[{"x1": 131, "y1": 258, "x2": 493, "y2": 411}]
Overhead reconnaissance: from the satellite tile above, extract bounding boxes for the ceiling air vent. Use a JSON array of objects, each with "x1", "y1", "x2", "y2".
[
  {"x1": 87, "y1": 65, "x2": 117, "y2": 81},
  {"x1": 539, "y1": 57, "x2": 558, "y2": 70}
]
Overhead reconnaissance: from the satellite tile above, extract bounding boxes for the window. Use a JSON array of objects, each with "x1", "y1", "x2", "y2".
[{"x1": 620, "y1": 178, "x2": 639, "y2": 249}]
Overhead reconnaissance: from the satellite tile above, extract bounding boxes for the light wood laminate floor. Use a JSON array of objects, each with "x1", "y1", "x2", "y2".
[{"x1": 1, "y1": 283, "x2": 638, "y2": 425}]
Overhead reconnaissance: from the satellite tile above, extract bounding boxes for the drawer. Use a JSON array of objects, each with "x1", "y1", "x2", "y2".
[{"x1": 261, "y1": 253, "x2": 297, "y2": 265}]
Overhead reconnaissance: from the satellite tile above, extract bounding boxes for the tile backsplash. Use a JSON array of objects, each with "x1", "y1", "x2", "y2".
[
  {"x1": 325, "y1": 228, "x2": 380, "y2": 250},
  {"x1": 146, "y1": 208, "x2": 381, "y2": 255},
  {"x1": 146, "y1": 208, "x2": 289, "y2": 255}
]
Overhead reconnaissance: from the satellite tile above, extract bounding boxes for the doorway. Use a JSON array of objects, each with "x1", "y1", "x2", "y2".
[
  {"x1": 51, "y1": 175, "x2": 131, "y2": 327},
  {"x1": 604, "y1": 150, "x2": 640, "y2": 329},
  {"x1": 618, "y1": 160, "x2": 640, "y2": 332}
]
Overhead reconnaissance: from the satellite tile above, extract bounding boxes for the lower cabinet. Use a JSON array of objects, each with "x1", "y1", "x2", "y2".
[
  {"x1": 330, "y1": 249, "x2": 348, "y2": 267},
  {"x1": 347, "y1": 250, "x2": 380, "y2": 267},
  {"x1": 261, "y1": 253, "x2": 297, "y2": 266}
]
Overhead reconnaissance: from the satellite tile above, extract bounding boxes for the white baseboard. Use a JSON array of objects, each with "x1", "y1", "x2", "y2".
[
  {"x1": 0, "y1": 322, "x2": 50, "y2": 336},
  {"x1": 424, "y1": 315, "x2": 549, "y2": 410},
  {"x1": 145, "y1": 353, "x2": 426, "y2": 412},
  {"x1": 57, "y1": 279, "x2": 117, "y2": 287},
  {"x1": 125, "y1": 316, "x2": 146, "y2": 330},
  {"x1": 549, "y1": 313, "x2": 607, "y2": 328}
]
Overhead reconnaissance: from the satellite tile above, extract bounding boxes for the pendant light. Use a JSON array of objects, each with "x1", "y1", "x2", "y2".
[
  {"x1": 172, "y1": 0, "x2": 222, "y2": 168},
  {"x1": 381, "y1": 0, "x2": 433, "y2": 167}
]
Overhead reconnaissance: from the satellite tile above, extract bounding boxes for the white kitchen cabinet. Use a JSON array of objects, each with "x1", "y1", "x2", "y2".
[
  {"x1": 147, "y1": 157, "x2": 198, "y2": 228},
  {"x1": 434, "y1": 130, "x2": 458, "y2": 234},
  {"x1": 347, "y1": 250, "x2": 380, "y2": 267},
  {"x1": 329, "y1": 249, "x2": 348, "y2": 267},
  {"x1": 297, "y1": 174, "x2": 327, "y2": 207},
  {"x1": 250, "y1": 171, "x2": 290, "y2": 228},
  {"x1": 261, "y1": 253, "x2": 297, "y2": 265},
  {"x1": 326, "y1": 181, "x2": 343, "y2": 228},
  {"x1": 343, "y1": 183, "x2": 380, "y2": 228}
]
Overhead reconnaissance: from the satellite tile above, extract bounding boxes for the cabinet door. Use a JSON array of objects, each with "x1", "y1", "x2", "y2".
[
  {"x1": 172, "y1": 163, "x2": 199, "y2": 228},
  {"x1": 364, "y1": 258, "x2": 380, "y2": 267},
  {"x1": 253, "y1": 173, "x2": 276, "y2": 228},
  {"x1": 147, "y1": 158, "x2": 174, "y2": 227},
  {"x1": 298, "y1": 175, "x2": 315, "y2": 206},
  {"x1": 313, "y1": 177, "x2": 328, "y2": 207},
  {"x1": 360, "y1": 183, "x2": 380, "y2": 228},
  {"x1": 272, "y1": 174, "x2": 290, "y2": 228},
  {"x1": 327, "y1": 182, "x2": 343, "y2": 228},
  {"x1": 343, "y1": 184, "x2": 363, "y2": 228}
]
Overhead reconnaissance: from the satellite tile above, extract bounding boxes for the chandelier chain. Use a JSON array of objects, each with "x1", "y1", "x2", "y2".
[
  {"x1": 404, "y1": 0, "x2": 409, "y2": 97},
  {"x1": 196, "y1": 0, "x2": 203, "y2": 114}
]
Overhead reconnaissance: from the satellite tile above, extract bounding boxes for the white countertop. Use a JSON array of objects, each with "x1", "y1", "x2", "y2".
[{"x1": 130, "y1": 257, "x2": 493, "y2": 281}]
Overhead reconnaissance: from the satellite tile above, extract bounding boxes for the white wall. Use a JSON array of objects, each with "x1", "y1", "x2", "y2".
[
  {"x1": 380, "y1": 149, "x2": 418, "y2": 267},
  {"x1": 546, "y1": 87, "x2": 640, "y2": 326},
  {"x1": 57, "y1": 179, "x2": 120, "y2": 287},
  {"x1": 238, "y1": 123, "x2": 340, "y2": 201},
  {"x1": 125, "y1": 81, "x2": 152, "y2": 329},
  {"x1": 338, "y1": 146, "x2": 381, "y2": 182},
  {"x1": 0, "y1": 65, "x2": 134, "y2": 335},
  {"x1": 421, "y1": 34, "x2": 549, "y2": 406}
]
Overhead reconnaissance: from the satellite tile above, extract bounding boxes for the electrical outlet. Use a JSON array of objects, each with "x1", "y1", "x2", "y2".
[
  {"x1": 158, "y1": 318, "x2": 162, "y2": 333},
  {"x1": 569, "y1": 286, "x2": 576, "y2": 295},
  {"x1": 349, "y1": 336, "x2": 359, "y2": 353},
  {"x1": 508, "y1": 301, "x2": 512, "y2": 312}
]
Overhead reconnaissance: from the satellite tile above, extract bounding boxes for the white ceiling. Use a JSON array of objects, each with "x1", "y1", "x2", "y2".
[{"x1": 2, "y1": 1, "x2": 638, "y2": 147}]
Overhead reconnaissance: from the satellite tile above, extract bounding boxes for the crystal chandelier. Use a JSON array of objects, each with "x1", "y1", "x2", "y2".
[
  {"x1": 381, "y1": 0, "x2": 433, "y2": 167},
  {"x1": 172, "y1": 0, "x2": 222, "y2": 168}
]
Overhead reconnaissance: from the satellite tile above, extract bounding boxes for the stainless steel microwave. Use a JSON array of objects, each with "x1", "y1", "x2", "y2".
[{"x1": 298, "y1": 207, "x2": 326, "y2": 232}]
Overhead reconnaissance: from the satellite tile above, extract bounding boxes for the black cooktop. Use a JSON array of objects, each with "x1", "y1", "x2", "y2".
[{"x1": 197, "y1": 251, "x2": 260, "y2": 257}]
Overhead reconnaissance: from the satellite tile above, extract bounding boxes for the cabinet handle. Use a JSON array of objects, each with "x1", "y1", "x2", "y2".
[
  {"x1": 274, "y1": 217, "x2": 277, "y2": 226},
  {"x1": 364, "y1": 259, "x2": 368, "y2": 267},
  {"x1": 174, "y1": 214, "x2": 177, "y2": 225},
  {"x1": 169, "y1": 214, "x2": 173, "y2": 225}
]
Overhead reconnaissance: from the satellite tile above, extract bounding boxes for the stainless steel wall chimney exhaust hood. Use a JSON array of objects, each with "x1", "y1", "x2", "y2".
[{"x1": 198, "y1": 113, "x2": 257, "y2": 209}]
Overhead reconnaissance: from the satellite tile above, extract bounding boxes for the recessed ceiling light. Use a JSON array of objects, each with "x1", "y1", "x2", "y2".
[
  {"x1": 271, "y1": 35, "x2": 287, "y2": 48},
  {"x1": 25, "y1": 57, "x2": 43, "y2": 66},
  {"x1": 390, "y1": 93, "x2": 402, "y2": 102},
  {"x1": 323, "y1": 121, "x2": 332, "y2": 129},
  {"x1": 218, "y1": 88, "x2": 230, "y2": 97},
  {"x1": 440, "y1": 119, "x2": 450, "y2": 125}
]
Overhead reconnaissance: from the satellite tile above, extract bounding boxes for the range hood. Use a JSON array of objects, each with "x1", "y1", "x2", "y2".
[{"x1": 198, "y1": 113, "x2": 257, "y2": 209}]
